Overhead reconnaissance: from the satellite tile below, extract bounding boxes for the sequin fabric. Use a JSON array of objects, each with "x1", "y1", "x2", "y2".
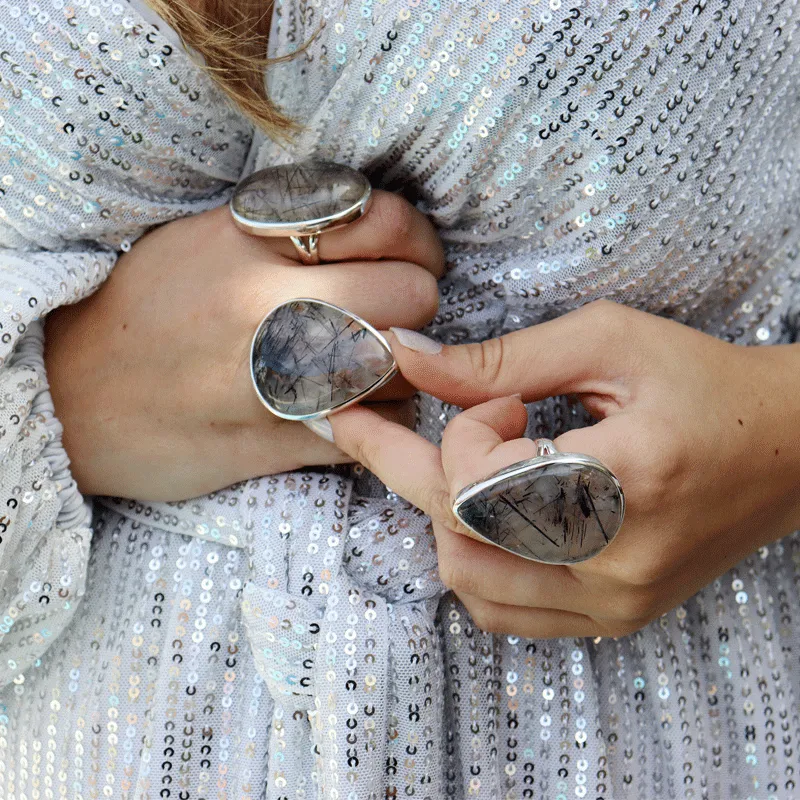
[{"x1": 1, "y1": 1, "x2": 800, "y2": 798}]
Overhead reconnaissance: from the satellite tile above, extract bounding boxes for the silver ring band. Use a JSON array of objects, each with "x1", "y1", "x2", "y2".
[
  {"x1": 289, "y1": 234, "x2": 321, "y2": 265},
  {"x1": 535, "y1": 438, "x2": 557, "y2": 457}
]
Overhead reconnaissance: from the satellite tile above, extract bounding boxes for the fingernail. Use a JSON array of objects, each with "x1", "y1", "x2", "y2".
[
  {"x1": 303, "y1": 417, "x2": 335, "y2": 443},
  {"x1": 389, "y1": 328, "x2": 443, "y2": 355}
]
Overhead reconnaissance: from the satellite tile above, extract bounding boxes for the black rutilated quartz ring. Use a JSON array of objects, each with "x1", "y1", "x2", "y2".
[
  {"x1": 251, "y1": 298, "x2": 397, "y2": 421},
  {"x1": 452, "y1": 439, "x2": 625, "y2": 564},
  {"x1": 230, "y1": 160, "x2": 372, "y2": 264}
]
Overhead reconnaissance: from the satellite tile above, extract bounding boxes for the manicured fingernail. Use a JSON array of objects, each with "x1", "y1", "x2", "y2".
[
  {"x1": 303, "y1": 417, "x2": 335, "y2": 443},
  {"x1": 389, "y1": 328, "x2": 443, "y2": 354}
]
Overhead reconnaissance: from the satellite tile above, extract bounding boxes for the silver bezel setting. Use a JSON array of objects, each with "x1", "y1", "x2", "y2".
[
  {"x1": 230, "y1": 176, "x2": 372, "y2": 239},
  {"x1": 250, "y1": 297, "x2": 398, "y2": 422},
  {"x1": 452, "y1": 451, "x2": 625, "y2": 564}
]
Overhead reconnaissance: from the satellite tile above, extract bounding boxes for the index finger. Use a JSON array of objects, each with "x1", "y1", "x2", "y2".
[
  {"x1": 329, "y1": 405, "x2": 454, "y2": 525},
  {"x1": 440, "y1": 395, "x2": 533, "y2": 497}
]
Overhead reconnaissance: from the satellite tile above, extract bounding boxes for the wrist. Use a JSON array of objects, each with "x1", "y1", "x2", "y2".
[
  {"x1": 43, "y1": 304, "x2": 105, "y2": 496},
  {"x1": 744, "y1": 342, "x2": 800, "y2": 532}
]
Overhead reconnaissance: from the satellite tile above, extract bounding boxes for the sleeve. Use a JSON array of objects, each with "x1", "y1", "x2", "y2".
[{"x1": 0, "y1": 246, "x2": 116, "y2": 686}]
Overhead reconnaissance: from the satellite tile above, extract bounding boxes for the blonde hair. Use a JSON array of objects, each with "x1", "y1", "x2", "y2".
[{"x1": 144, "y1": 0, "x2": 298, "y2": 139}]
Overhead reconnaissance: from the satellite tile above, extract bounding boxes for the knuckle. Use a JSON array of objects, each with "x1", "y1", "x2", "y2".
[
  {"x1": 438, "y1": 552, "x2": 477, "y2": 594},
  {"x1": 654, "y1": 437, "x2": 685, "y2": 488},
  {"x1": 465, "y1": 337, "x2": 506, "y2": 387},
  {"x1": 635, "y1": 473, "x2": 669, "y2": 513},
  {"x1": 465, "y1": 601, "x2": 501, "y2": 634},
  {"x1": 582, "y1": 298, "x2": 622, "y2": 320},
  {"x1": 423, "y1": 485, "x2": 455, "y2": 525},
  {"x1": 371, "y1": 191, "x2": 416, "y2": 246},
  {"x1": 351, "y1": 431, "x2": 381, "y2": 473},
  {"x1": 579, "y1": 298, "x2": 630, "y2": 344},
  {"x1": 612, "y1": 586, "x2": 658, "y2": 622},
  {"x1": 410, "y1": 271, "x2": 440, "y2": 321},
  {"x1": 627, "y1": 425, "x2": 685, "y2": 511},
  {"x1": 207, "y1": 204, "x2": 239, "y2": 236},
  {"x1": 613, "y1": 552, "x2": 664, "y2": 589}
]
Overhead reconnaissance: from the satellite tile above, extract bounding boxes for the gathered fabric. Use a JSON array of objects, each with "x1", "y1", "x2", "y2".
[{"x1": 0, "y1": 0, "x2": 799, "y2": 798}]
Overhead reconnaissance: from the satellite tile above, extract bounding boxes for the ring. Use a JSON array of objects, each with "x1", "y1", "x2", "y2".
[
  {"x1": 251, "y1": 298, "x2": 397, "y2": 421},
  {"x1": 452, "y1": 438, "x2": 625, "y2": 564},
  {"x1": 230, "y1": 160, "x2": 372, "y2": 264}
]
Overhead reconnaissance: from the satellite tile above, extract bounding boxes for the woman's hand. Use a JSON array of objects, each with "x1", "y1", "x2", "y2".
[
  {"x1": 330, "y1": 301, "x2": 800, "y2": 638},
  {"x1": 45, "y1": 192, "x2": 445, "y2": 501}
]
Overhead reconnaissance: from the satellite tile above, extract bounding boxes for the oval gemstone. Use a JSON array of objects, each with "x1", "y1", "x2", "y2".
[
  {"x1": 231, "y1": 161, "x2": 370, "y2": 228},
  {"x1": 454, "y1": 459, "x2": 623, "y2": 564},
  {"x1": 252, "y1": 300, "x2": 395, "y2": 419}
]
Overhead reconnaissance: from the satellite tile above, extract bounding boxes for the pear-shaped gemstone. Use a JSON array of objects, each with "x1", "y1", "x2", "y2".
[
  {"x1": 454, "y1": 459, "x2": 623, "y2": 564},
  {"x1": 252, "y1": 299, "x2": 395, "y2": 419}
]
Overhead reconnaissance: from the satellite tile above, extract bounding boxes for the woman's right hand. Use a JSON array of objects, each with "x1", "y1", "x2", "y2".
[{"x1": 44, "y1": 193, "x2": 444, "y2": 501}]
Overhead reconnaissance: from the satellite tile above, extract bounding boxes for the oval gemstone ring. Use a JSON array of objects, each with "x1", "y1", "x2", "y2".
[
  {"x1": 452, "y1": 439, "x2": 625, "y2": 564},
  {"x1": 251, "y1": 298, "x2": 397, "y2": 421},
  {"x1": 230, "y1": 160, "x2": 372, "y2": 264}
]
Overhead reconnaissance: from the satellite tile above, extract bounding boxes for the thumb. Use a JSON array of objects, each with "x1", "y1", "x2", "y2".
[{"x1": 387, "y1": 300, "x2": 634, "y2": 409}]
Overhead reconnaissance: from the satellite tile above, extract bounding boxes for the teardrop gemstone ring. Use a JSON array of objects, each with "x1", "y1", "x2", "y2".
[
  {"x1": 250, "y1": 298, "x2": 397, "y2": 421},
  {"x1": 452, "y1": 439, "x2": 625, "y2": 564}
]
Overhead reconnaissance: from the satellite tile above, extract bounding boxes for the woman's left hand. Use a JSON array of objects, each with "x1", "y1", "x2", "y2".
[{"x1": 328, "y1": 300, "x2": 800, "y2": 638}]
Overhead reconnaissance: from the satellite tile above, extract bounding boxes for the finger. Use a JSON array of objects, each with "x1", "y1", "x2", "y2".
[
  {"x1": 552, "y1": 415, "x2": 648, "y2": 579},
  {"x1": 261, "y1": 399, "x2": 417, "y2": 469},
  {"x1": 363, "y1": 398, "x2": 417, "y2": 428},
  {"x1": 456, "y1": 592, "x2": 607, "y2": 639},
  {"x1": 329, "y1": 404, "x2": 454, "y2": 524},
  {"x1": 366, "y1": 373, "x2": 417, "y2": 403},
  {"x1": 440, "y1": 397, "x2": 636, "y2": 565},
  {"x1": 440, "y1": 396, "x2": 536, "y2": 495},
  {"x1": 271, "y1": 190, "x2": 446, "y2": 278},
  {"x1": 267, "y1": 260, "x2": 440, "y2": 331},
  {"x1": 553, "y1": 417, "x2": 627, "y2": 476},
  {"x1": 385, "y1": 300, "x2": 644, "y2": 409},
  {"x1": 435, "y1": 522, "x2": 593, "y2": 613}
]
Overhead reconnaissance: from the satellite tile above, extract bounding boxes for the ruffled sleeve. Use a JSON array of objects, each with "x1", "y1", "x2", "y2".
[
  {"x1": 0, "y1": 0, "x2": 254, "y2": 686},
  {"x1": 0, "y1": 247, "x2": 115, "y2": 686}
]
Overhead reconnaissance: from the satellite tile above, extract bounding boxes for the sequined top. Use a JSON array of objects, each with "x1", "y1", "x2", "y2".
[{"x1": 1, "y1": 1, "x2": 799, "y2": 798}]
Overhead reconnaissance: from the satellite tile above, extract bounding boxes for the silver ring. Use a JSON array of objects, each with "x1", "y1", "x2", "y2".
[
  {"x1": 230, "y1": 160, "x2": 372, "y2": 265},
  {"x1": 452, "y1": 438, "x2": 625, "y2": 564},
  {"x1": 251, "y1": 298, "x2": 397, "y2": 421}
]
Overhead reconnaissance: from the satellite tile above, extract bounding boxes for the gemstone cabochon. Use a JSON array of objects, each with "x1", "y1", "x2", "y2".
[
  {"x1": 231, "y1": 161, "x2": 370, "y2": 228},
  {"x1": 252, "y1": 300, "x2": 395, "y2": 419},
  {"x1": 455, "y1": 459, "x2": 624, "y2": 564}
]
